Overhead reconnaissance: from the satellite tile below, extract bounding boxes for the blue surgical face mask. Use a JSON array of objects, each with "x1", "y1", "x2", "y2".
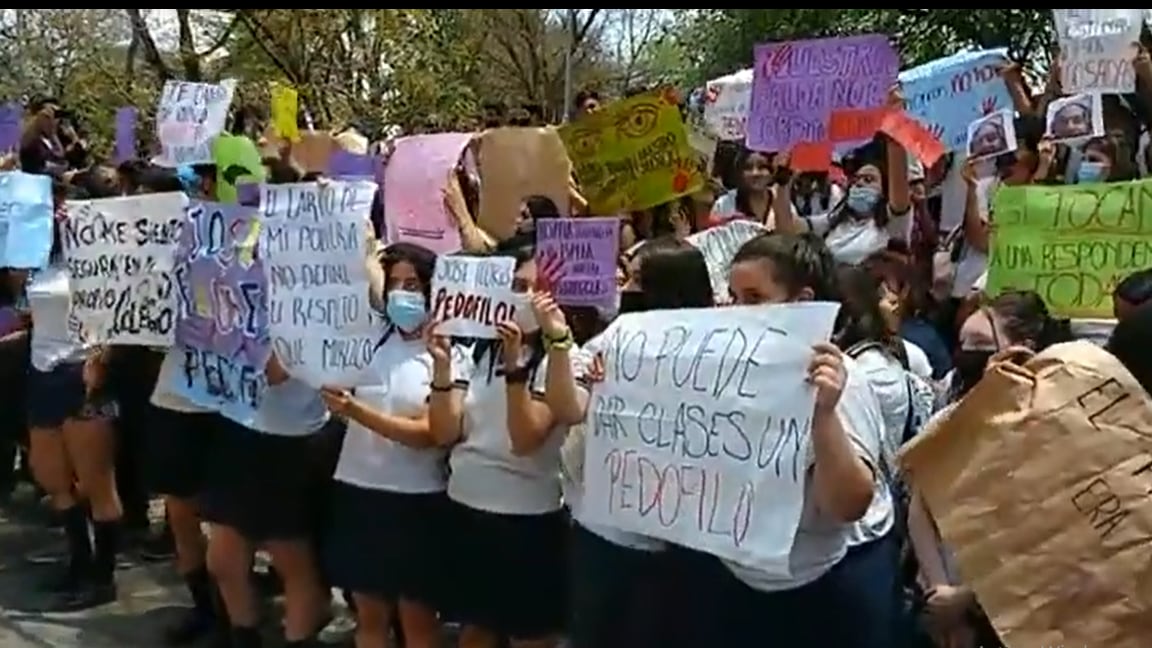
[
  {"x1": 1076, "y1": 161, "x2": 1106, "y2": 185},
  {"x1": 385, "y1": 289, "x2": 427, "y2": 334},
  {"x1": 846, "y1": 185, "x2": 881, "y2": 214}
]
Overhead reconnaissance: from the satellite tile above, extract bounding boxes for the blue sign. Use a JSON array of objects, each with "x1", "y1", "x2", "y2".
[
  {"x1": 0, "y1": 171, "x2": 53, "y2": 269},
  {"x1": 899, "y1": 49, "x2": 1015, "y2": 153}
]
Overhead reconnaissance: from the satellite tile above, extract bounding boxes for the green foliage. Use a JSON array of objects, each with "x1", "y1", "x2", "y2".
[{"x1": 669, "y1": 9, "x2": 1054, "y2": 85}]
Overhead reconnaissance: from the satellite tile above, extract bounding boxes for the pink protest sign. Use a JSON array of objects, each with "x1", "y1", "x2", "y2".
[
  {"x1": 383, "y1": 133, "x2": 473, "y2": 254},
  {"x1": 747, "y1": 34, "x2": 899, "y2": 152}
]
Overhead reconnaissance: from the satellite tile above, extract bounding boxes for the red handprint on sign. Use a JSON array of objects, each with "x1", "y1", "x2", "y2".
[
  {"x1": 535, "y1": 248, "x2": 567, "y2": 293},
  {"x1": 981, "y1": 96, "x2": 998, "y2": 115},
  {"x1": 928, "y1": 123, "x2": 946, "y2": 141}
]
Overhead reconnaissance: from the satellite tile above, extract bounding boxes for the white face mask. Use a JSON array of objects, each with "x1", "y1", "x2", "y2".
[{"x1": 511, "y1": 293, "x2": 540, "y2": 334}]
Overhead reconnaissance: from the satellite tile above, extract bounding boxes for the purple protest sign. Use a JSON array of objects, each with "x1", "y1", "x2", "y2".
[
  {"x1": 0, "y1": 103, "x2": 22, "y2": 153},
  {"x1": 535, "y1": 217, "x2": 619, "y2": 307},
  {"x1": 172, "y1": 200, "x2": 269, "y2": 367},
  {"x1": 114, "y1": 107, "x2": 137, "y2": 162},
  {"x1": 747, "y1": 34, "x2": 899, "y2": 152}
]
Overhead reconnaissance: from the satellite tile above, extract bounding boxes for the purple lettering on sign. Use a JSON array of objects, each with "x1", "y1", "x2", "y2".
[
  {"x1": 173, "y1": 200, "x2": 270, "y2": 368},
  {"x1": 534, "y1": 217, "x2": 619, "y2": 308},
  {"x1": 747, "y1": 34, "x2": 899, "y2": 152}
]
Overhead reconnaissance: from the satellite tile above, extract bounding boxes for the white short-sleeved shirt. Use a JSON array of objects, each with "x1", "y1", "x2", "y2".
[
  {"x1": 249, "y1": 377, "x2": 329, "y2": 437},
  {"x1": 151, "y1": 349, "x2": 213, "y2": 413},
  {"x1": 334, "y1": 334, "x2": 448, "y2": 493},
  {"x1": 561, "y1": 336, "x2": 667, "y2": 552},
  {"x1": 27, "y1": 265, "x2": 88, "y2": 372},
  {"x1": 807, "y1": 205, "x2": 912, "y2": 266},
  {"x1": 723, "y1": 354, "x2": 885, "y2": 592},
  {"x1": 447, "y1": 342, "x2": 577, "y2": 515}
]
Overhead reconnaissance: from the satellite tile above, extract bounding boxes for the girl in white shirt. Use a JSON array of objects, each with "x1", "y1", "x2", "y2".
[
  {"x1": 427, "y1": 244, "x2": 576, "y2": 648},
  {"x1": 545, "y1": 236, "x2": 716, "y2": 648},
  {"x1": 709, "y1": 148, "x2": 774, "y2": 225},
  {"x1": 318, "y1": 242, "x2": 452, "y2": 648},
  {"x1": 775, "y1": 134, "x2": 914, "y2": 266},
  {"x1": 712, "y1": 232, "x2": 887, "y2": 646}
]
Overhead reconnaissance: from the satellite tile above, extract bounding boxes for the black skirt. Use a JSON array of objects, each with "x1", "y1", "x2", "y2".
[
  {"x1": 199, "y1": 418, "x2": 326, "y2": 543},
  {"x1": 143, "y1": 408, "x2": 222, "y2": 499},
  {"x1": 322, "y1": 481, "x2": 450, "y2": 608},
  {"x1": 443, "y1": 500, "x2": 568, "y2": 641}
]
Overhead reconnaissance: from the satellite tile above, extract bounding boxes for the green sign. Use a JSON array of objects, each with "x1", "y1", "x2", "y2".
[{"x1": 987, "y1": 179, "x2": 1152, "y2": 319}]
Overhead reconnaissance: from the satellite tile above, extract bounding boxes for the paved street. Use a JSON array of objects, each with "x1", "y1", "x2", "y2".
[{"x1": 0, "y1": 502, "x2": 191, "y2": 647}]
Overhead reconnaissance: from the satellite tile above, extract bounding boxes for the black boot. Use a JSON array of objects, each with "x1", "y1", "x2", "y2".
[
  {"x1": 46, "y1": 517, "x2": 117, "y2": 611},
  {"x1": 40, "y1": 504, "x2": 91, "y2": 593},
  {"x1": 163, "y1": 565, "x2": 217, "y2": 645}
]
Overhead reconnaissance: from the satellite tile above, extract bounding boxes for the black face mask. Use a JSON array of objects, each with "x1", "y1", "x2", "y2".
[
  {"x1": 953, "y1": 349, "x2": 995, "y2": 397},
  {"x1": 618, "y1": 291, "x2": 646, "y2": 314}
]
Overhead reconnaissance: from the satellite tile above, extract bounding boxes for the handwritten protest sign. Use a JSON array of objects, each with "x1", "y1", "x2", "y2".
[
  {"x1": 703, "y1": 70, "x2": 753, "y2": 140},
  {"x1": 430, "y1": 255, "x2": 517, "y2": 339},
  {"x1": 261, "y1": 181, "x2": 380, "y2": 387},
  {"x1": 900, "y1": 342, "x2": 1152, "y2": 648},
  {"x1": 747, "y1": 34, "x2": 899, "y2": 152},
  {"x1": 154, "y1": 78, "x2": 237, "y2": 167},
  {"x1": 0, "y1": 171, "x2": 53, "y2": 269},
  {"x1": 1053, "y1": 10, "x2": 1142, "y2": 94},
  {"x1": 582, "y1": 302, "x2": 840, "y2": 572},
  {"x1": 560, "y1": 89, "x2": 703, "y2": 214},
  {"x1": 171, "y1": 201, "x2": 268, "y2": 425},
  {"x1": 897, "y1": 48, "x2": 1013, "y2": 152},
  {"x1": 477, "y1": 128, "x2": 570, "y2": 240},
  {"x1": 383, "y1": 133, "x2": 473, "y2": 253},
  {"x1": 686, "y1": 220, "x2": 767, "y2": 300},
  {"x1": 535, "y1": 218, "x2": 618, "y2": 307},
  {"x1": 986, "y1": 179, "x2": 1152, "y2": 319},
  {"x1": 61, "y1": 192, "x2": 186, "y2": 346}
]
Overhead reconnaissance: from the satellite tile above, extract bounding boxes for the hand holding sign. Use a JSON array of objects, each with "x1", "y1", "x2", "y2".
[
  {"x1": 530, "y1": 291, "x2": 568, "y2": 340},
  {"x1": 496, "y1": 320, "x2": 523, "y2": 367},
  {"x1": 807, "y1": 342, "x2": 846, "y2": 412}
]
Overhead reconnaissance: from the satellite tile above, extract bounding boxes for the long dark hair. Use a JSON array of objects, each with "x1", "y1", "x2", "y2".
[
  {"x1": 631, "y1": 236, "x2": 713, "y2": 310},
  {"x1": 834, "y1": 263, "x2": 908, "y2": 364}
]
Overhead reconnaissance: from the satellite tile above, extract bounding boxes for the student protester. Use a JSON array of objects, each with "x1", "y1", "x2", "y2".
[
  {"x1": 709, "y1": 147, "x2": 775, "y2": 224},
  {"x1": 134, "y1": 165, "x2": 231, "y2": 646},
  {"x1": 20, "y1": 95, "x2": 69, "y2": 178},
  {"x1": 908, "y1": 290, "x2": 1072, "y2": 648},
  {"x1": 320, "y1": 242, "x2": 455, "y2": 648},
  {"x1": 774, "y1": 94, "x2": 914, "y2": 267},
  {"x1": 24, "y1": 180, "x2": 121, "y2": 610},
  {"x1": 200, "y1": 169, "x2": 331, "y2": 648},
  {"x1": 708, "y1": 234, "x2": 884, "y2": 646},
  {"x1": 428, "y1": 244, "x2": 578, "y2": 648},
  {"x1": 546, "y1": 236, "x2": 715, "y2": 648}
]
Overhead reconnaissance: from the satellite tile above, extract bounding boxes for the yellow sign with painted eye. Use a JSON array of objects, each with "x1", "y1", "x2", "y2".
[{"x1": 559, "y1": 88, "x2": 703, "y2": 214}]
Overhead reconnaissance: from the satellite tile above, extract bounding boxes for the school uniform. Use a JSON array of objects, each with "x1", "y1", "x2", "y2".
[
  {"x1": 145, "y1": 349, "x2": 222, "y2": 499},
  {"x1": 323, "y1": 333, "x2": 452, "y2": 608},
  {"x1": 444, "y1": 343, "x2": 574, "y2": 640},
  {"x1": 562, "y1": 336, "x2": 670, "y2": 648},
  {"x1": 199, "y1": 375, "x2": 330, "y2": 542},
  {"x1": 26, "y1": 265, "x2": 115, "y2": 428},
  {"x1": 677, "y1": 356, "x2": 888, "y2": 647}
]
